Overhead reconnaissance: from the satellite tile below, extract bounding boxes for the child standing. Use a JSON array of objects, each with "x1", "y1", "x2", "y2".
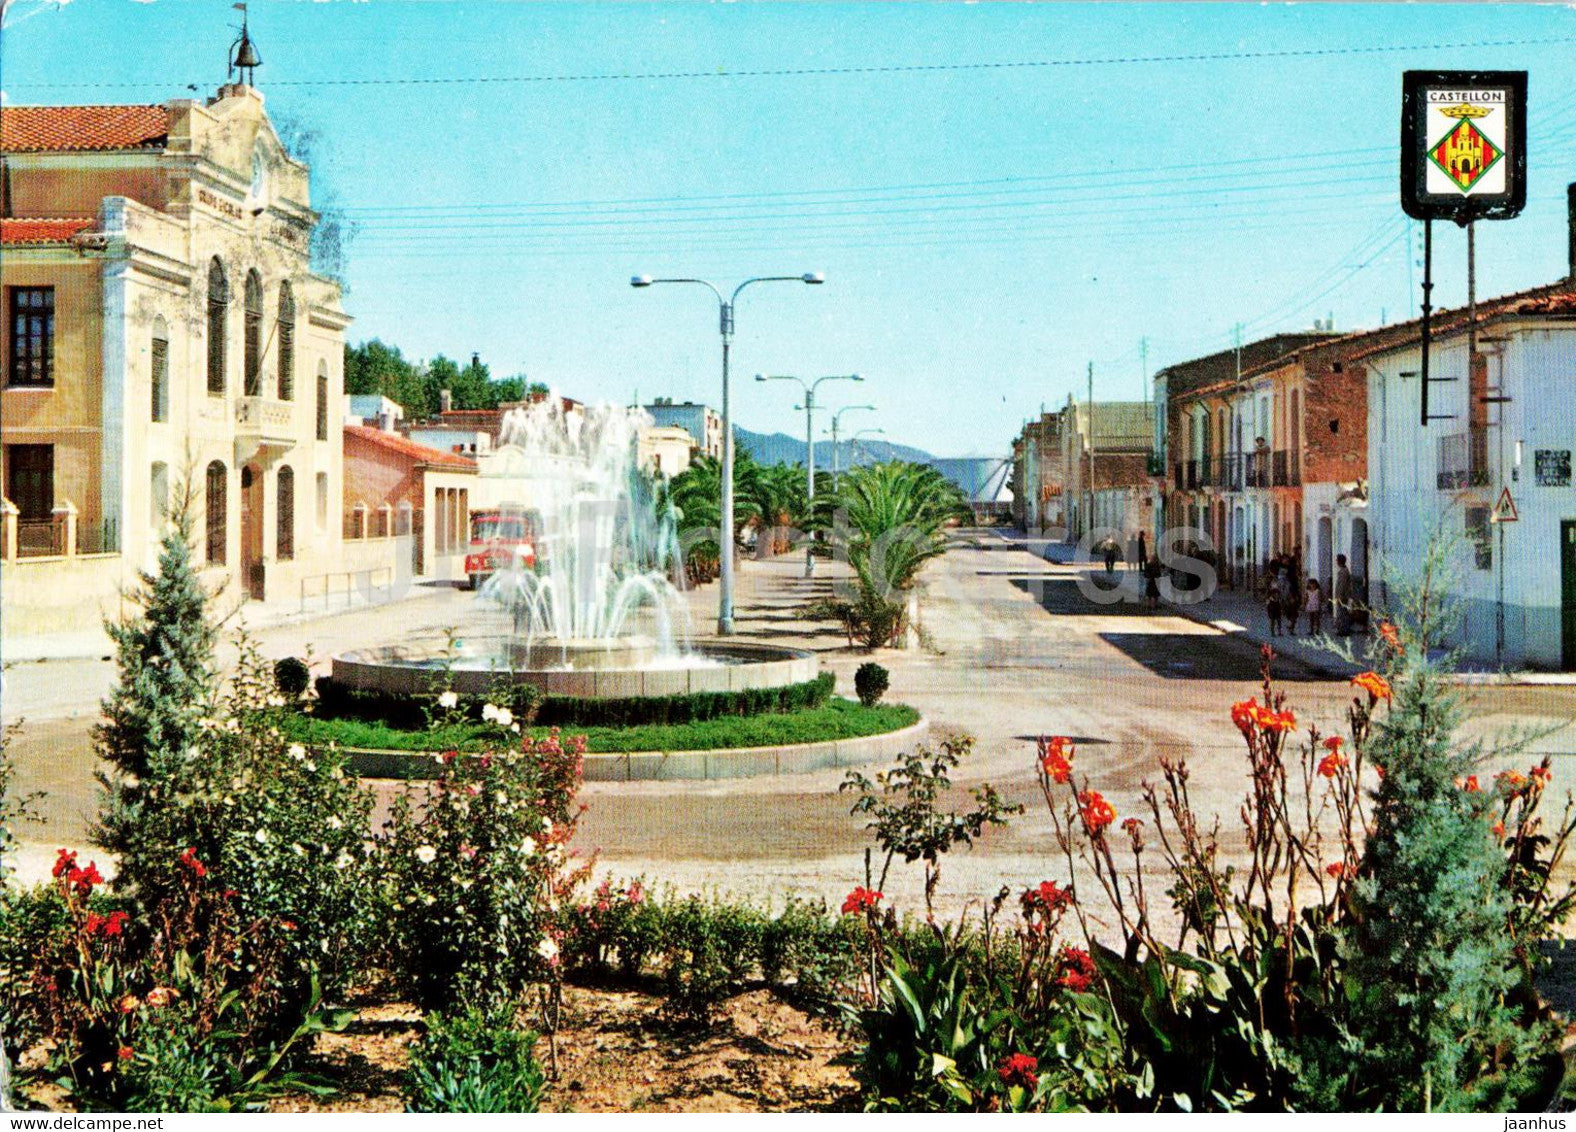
[
  {"x1": 1303, "y1": 578, "x2": 1324, "y2": 635},
  {"x1": 1265, "y1": 575, "x2": 1284, "y2": 636}
]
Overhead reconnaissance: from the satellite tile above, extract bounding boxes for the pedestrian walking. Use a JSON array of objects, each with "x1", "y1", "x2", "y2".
[
  {"x1": 1303, "y1": 578, "x2": 1324, "y2": 635},
  {"x1": 1275, "y1": 568, "x2": 1296, "y2": 634},
  {"x1": 1137, "y1": 530, "x2": 1148, "y2": 567},
  {"x1": 1143, "y1": 553, "x2": 1162, "y2": 611},
  {"x1": 1333, "y1": 554, "x2": 1353, "y2": 636},
  {"x1": 1103, "y1": 539, "x2": 1119, "y2": 575},
  {"x1": 1265, "y1": 570, "x2": 1285, "y2": 636}
]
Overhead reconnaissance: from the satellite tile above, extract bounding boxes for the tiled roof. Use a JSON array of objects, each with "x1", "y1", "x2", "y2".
[
  {"x1": 0, "y1": 104, "x2": 169, "y2": 152},
  {"x1": 1344, "y1": 281, "x2": 1576, "y2": 363},
  {"x1": 0, "y1": 217, "x2": 94, "y2": 245},
  {"x1": 1155, "y1": 333, "x2": 1337, "y2": 398},
  {"x1": 344, "y1": 425, "x2": 478, "y2": 471}
]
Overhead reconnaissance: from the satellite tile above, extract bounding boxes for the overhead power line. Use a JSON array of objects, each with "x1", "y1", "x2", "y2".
[{"x1": 13, "y1": 34, "x2": 1576, "y2": 90}]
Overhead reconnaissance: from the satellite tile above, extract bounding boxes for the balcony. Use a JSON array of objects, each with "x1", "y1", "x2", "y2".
[
  {"x1": 235, "y1": 396, "x2": 296, "y2": 450},
  {"x1": 1245, "y1": 451, "x2": 1269, "y2": 489}
]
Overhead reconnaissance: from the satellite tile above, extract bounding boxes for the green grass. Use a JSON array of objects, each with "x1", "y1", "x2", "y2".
[{"x1": 281, "y1": 697, "x2": 919, "y2": 755}]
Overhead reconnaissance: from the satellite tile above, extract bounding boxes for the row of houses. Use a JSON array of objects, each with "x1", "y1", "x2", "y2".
[
  {"x1": 1012, "y1": 204, "x2": 1576, "y2": 671},
  {"x1": 0, "y1": 81, "x2": 728, "y2": 653}
]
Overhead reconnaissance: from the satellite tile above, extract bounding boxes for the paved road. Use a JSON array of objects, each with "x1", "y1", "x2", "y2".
[{"x1": 7, "y1": 530, "x2": 1574, "y2": 919}]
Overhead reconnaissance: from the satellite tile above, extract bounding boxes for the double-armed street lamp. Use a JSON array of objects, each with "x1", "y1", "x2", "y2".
[
  {"x1": 852, "y1": 427, "x2": 888, "y2": 466},
  {"x1": 755, "y1": 373, "x2": 862, "y2": 577},
  {"x1": 826, "y1": 403, "x2": 876, "y2": 480},
  {"x1": 630, "y1": 272, "x2": 824, "y2": 634}
]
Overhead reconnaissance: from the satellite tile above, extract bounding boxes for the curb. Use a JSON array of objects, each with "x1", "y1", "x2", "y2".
[{"x1": 347, "y1": 717, "x2": 930, "y2": 782}]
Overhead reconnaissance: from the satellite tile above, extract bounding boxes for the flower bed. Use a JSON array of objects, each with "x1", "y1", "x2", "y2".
[{"x1": 280, "y1": 698, "x2": 919, "y2": 756}]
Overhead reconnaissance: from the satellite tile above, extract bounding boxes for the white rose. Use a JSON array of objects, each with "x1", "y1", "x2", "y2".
[
  {"x1": 519, "y1": 837, "x2": 537, "y2": 856},
  {"x1": 541, "y1": 817, "x2": 553, "y2": 834},
  {"x1": 438, "y1": 691, "x2": 459, "y2": 709},
  {"x1": 537, "y1": 937, "x2": 559, "y2": 961},
  {"x1": 495, "y1": 708, "x2": 514, "y2": 728},
  {"x1": 288, "y1": 744, "x2": 306, "y2": 761},
  {"x1": 510, "y1": 722, "x2": 521, "y2": 733},
  {"x1": 414, "y1": 845, "x2": 437, "y2": 864},
  {"x1": 253, "y1": 829, "x2": 268, "y2": 844},
  {"x1": 334, "y1": 853, "x2": 354, "y2": 870},
  {"x1": 481, "y1": 704, "x2": 500, "y2": 723},
  {"x1": 327, "y1": 816, "x2": 344, "y2": 831}
]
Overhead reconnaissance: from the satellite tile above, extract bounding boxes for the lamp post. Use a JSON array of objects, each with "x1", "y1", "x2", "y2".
[
  {"x1": 756, "y1": 373, "x2": 862, "y2": 576},
  {"x1": 826, "y1": 403, "x2": 876, "y2": 481},
  {"x1": 630, "y1": 272, "x2": 824, "y2": 634},
  {"x1": 851, "y1": 427, "x2": 888, "y2": 467}
]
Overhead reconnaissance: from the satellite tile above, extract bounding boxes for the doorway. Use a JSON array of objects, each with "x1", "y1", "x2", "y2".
[
  {"x1": 240, "y1": 463, "x2": 265, "y2": 601},
  {"x1": 1562, "y1": 521, "x2": 1576, "y2": 670},
  {"x1": 5, "y1": 444, "x2": 54, "y2": 554}
]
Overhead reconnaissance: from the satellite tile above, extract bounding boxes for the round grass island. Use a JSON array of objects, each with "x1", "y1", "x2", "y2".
[{"x1": 288, "y1": 662, "x2": 926, "y2": 782}]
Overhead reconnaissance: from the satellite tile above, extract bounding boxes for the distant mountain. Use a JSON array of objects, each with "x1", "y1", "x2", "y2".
[{"x1": 734, "y1": 427, "x2": 934, "y2": 469}]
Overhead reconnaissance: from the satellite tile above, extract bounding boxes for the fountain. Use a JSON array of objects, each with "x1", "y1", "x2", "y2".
[{"x1": 333, "y1": 397, "x2": 816, "y2": 699}]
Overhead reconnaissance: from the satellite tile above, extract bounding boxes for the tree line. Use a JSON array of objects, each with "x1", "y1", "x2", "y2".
[{"x1": 344, "y1": 339, "x2": 548, "y2": 420}]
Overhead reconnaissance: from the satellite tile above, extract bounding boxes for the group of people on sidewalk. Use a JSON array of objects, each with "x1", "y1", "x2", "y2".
[{"x1": 1263, "y1": 549, "x2": 1356, "y2": 638}]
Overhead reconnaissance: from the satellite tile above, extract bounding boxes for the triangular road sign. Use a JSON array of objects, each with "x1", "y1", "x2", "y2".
[{"x1": 1490, "y1": 486, "x2": 1518, "y2": 523}]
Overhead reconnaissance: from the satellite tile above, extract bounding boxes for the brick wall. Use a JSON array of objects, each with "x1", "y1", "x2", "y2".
[{"x1": 1302, "y1": 357, "x2": 1368, "y2": 485}]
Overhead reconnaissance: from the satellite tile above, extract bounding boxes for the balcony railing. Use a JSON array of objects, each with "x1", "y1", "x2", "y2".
[
  {"x1": 16, "y1": 518, "x2": 63, "y2": 558},
  {"x1": 235, "y1": 396, "x2": 296, "y2": 446},
  {"x1": 1244, "y1": 451, "x2": 1269, "y2": 488}
]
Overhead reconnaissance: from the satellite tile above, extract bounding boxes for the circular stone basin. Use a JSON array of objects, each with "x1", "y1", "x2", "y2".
[{"x1": 332, "y1": 637, "x2": 818, "y2": 700}]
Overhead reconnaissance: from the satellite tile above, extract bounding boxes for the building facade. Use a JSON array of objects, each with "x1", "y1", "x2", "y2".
[
  {"x1": 644, "y1": 400, "x2": 723, "y2": 461},
  {"x1": 1364, "y1": 285, "x2": 1576, "y2": 669},
  {"x1": 342, "y1": 423, "x2": 477, "y2": 583},
  {"x1": 1, "y1": 86, "x2": 353, "y2": 644}
]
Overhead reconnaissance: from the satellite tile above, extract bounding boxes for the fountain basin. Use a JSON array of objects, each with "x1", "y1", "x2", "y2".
[{"x1": 332, "y1": 638, "x2": 818, "y2": 700}]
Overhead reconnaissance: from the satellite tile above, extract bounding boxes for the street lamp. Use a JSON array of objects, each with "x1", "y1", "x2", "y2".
[
  {"x1": 851, "y1": 427, "x2": 888, "y2": 466},
  {"x1": 630, "y1": 272, "x2": 824, "y2": 634},
  {"x1": 825, "y1": 403, "x2": 876, "y2": 480},
  {"x1": 755, "y1": 373, "x2": 862, "y2": 576}
]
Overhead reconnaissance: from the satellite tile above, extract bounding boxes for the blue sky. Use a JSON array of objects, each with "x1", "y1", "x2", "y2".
[{"x1": 5, "y1": 1, "x2": 1576, "y2": 456}]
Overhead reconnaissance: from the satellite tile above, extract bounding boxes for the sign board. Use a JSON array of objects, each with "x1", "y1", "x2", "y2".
[
  {"x1": 1490, "y1": 486, "x2": 1519, "y2": 523},
  {"x1": 1535, "y1": 449, "x2": 1572, "y2": 487},
  {"x1": 1401, "y1": 70, "x2": 1527, "y2": 223}
]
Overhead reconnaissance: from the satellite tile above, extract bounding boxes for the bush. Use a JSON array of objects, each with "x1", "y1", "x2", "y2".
[
  {"x1": 854, "y1": 663, "x2": 889, "y2": 708},
  {"x1": 655, "y1": 896, "x2": 766, "y2": 1025},
  {"x1": 272, "y1": 657, "x2": 311, "y2": 699},
  {"x1": 377, "y1": 727, "x2": 586, "y2": 1011},
  {"x1": 404, "y1": 1008, "x2": 546, "y2": 1113}
]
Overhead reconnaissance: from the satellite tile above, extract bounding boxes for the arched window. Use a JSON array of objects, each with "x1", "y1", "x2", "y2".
[
  {"x1": 276, "y1": 281, "x2": 295, "y2": 401},
  {"x1": 205, "y1": 460, "x2": 227, "y2": 565},
  {"x1": 150, "y1": 316, "x2": 169, "y2": 422},
  {"x1": 276, "y1": 465, "x2": 295, "y2": 561},
  {"x1": 243, "y1": 270, "x2": 263, "y2": 396},
  {"x1": 206, "y1": 259, "x2": 228, "y2": 394},
  {"x1": 316, "y1": 359, "x2": 329, "y2": 441}
]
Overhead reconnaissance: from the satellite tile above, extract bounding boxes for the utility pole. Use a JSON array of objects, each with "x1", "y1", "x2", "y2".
[
  {"x1": 1086, "y1": 361, "x2": 1095, "y2": 541},
  {"x1": 1139, "y1": 336, "x2": 1150, "y2": 406}
]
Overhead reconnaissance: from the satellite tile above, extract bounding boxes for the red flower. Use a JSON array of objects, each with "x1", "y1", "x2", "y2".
[
  {"x1": 1020, "y1": 880, "x2": 1073, "y2": 923},
  {"x1": 1121, "y1": 817, "x2": 1144, "y2": 835},
  {"x1": 1056, "y1": 946, "x2": 1097, "y2": 992},
  {"x1": 67, "y1": 862, "x2": 104, "y2": 895},
  {"x1": 1317, "y1": 751, "x2": 1346, "y2": 779},
  {"x1": 1078, "y1": 790, "x2": 1116, "y2": 835},
  {"x1": 1230, "y1": 698, "x2": 1258, "y2": 735},
  {"x1": 1496, "y1": 770, "x2": 1529, "y2": 795},
  {"x1": 1531, "y1": 763, "x2": 1553, "y2": 789},
  {"x1": 84, "y1": 913, "x2": 103, "y2": 936},
  {"x1": 1456, "y1": 775, "x2": 1481, "y2": 793},
  {"x1": 52, "y1": 849, "x2": 78, "y2": 879},
  {"x1": 1037, "y1": 736, "x2": 1075, "y2": 784},
  {"x1": 117, "y1": 1045, "x2": 135, "y2": 1062},
  {"x1": 279, "y1": 919, "x2": 298, "y2": 932},
  {"x1": 1352, "y1": 671, "x2": 1392, "y2": 702},
  {"x1": 1492, "y1": 820, "x2": 1507, "y2": 839},
  {"x1": 178, "y1": 847, "x2": 207, "y2": 879},
  {"x1": 1322, "y1": 736, "x2": 1344, "y2": 752},
  {"x1": 997, "y1": 1052, "x2": 1039, "y2": 1090},
  {"x1": 840, "y1": 887, "x2": 883, "y2": 916},
  {"x1": 1325, "y1": 861, "x2": 1355, "y2": 880},
  {"x1": 102, "y1": 911, "x2": 129, "y2": 938},
  {"x1": 1377, "y1": 621, "x2": 1404, "y2": 653}
]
